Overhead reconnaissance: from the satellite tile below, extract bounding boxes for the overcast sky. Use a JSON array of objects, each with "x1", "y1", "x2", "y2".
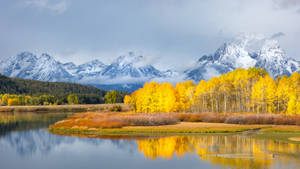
[{"x1": 0, "y1": 0, "x2": 300, "y2": 70}]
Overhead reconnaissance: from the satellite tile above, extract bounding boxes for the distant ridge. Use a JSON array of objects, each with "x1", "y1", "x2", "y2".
[
  {"x1": 0, "y1": 74, "x2": 106, "y2": 96},
  {"x1": 185, "y1": 34, "x2": 300, "y2": 81},
  {"x1": 0, "y1": 51, "x2": 174, "y2": 92},
  {"x1": 0, "y1": 34, "x2": 299, "y2": 92}
]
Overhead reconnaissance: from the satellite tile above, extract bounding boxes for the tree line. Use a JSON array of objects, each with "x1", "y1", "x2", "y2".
[
  {"x1": 0, "y1": 94, "x2": 105, "y2": 106},
  {"x1": 0, "y1": 74, "x2": 129, "y2": 105},
  {"x1": 0, "y1": 74, "x2": 106, "y2": 96},
  {"x1": 124, "y1": 68, "x2": 300, "y2": 114}
]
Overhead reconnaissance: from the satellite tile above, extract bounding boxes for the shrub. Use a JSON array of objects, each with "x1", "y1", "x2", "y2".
[
  {"x1": 110, "y1": 114, "x2": 179, "y2": 126},
  {"x1": 51, "y1": 112, "x2": 179, "y2": 130},
  {"x1": 177, "y1": 113, "x2": 227, "y2": 123},
  {"x1": 224, "y1": 114, "x2": 300, "y2": 125},
  {"x1": 109, "y1": 105, "x2": 122, "y2": 112},
  {"x1": 7, "y1": 98, "x2": 21, "y2": 106}
]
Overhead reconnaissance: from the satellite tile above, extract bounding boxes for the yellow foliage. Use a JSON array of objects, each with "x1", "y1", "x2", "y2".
[
  {"x1": 124, "y1": 68, "x2": 300, "y2": 114},
  {"x1": 123, "y1": 95, "x2": 131, "y2": 104},
  {"x1": 7, "y1": 98, "x2": 21, "y2": 106}
]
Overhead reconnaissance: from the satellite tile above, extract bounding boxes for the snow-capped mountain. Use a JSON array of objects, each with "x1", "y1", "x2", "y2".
[
  {"x1": 0, "y1": 34, "x2": 299, "y2": 91},
  {"x1": 0, "y1": 51, "x2": 173, "y2": 91},
  {"x1": 185, "y1": 34, "x2": 300, "y2": 81},
  {"x1": 99, "y1": 52, "x2": 165, "y2": 81},
  {"x1": 0, "y1": 52, "x2": 73, "y2": 81}
]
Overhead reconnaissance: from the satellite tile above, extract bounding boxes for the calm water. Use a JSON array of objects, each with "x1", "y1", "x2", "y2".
[{"x1": 0, "y1": 113, "x2": 300, "y2": 169}]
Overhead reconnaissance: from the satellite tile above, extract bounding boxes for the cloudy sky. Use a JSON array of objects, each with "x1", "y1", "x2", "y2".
[{"x1": 0, "y1": 0, "x2": 300, "y2": 70}]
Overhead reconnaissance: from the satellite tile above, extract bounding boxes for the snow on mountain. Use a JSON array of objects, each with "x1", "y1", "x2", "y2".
[
  {"x1": 0, "y1": 52, "x2": 73, "y2": 82},
  {"x1": 0, "y1": 51, "x2": 174, "y2": 91},
  {"x1": 31, "y1": 53, "x2": 73, "y2": 81},
  {"x1": 185, "y1": 34, "x2": 300, "y2": 82},
  {"x1": 0, "y1": 52, "x2": 38, "y2": 78},
  {"x1": 98, "y1": 52, "x2": 165, "y2": 83},
  {"x1": 1, "y1": 34, "x2": 299, "y2": 91}
]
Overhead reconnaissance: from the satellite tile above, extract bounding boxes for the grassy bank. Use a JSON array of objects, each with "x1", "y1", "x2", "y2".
[
  {"x1": 49, "y1": 122, "x2": 300, "y2": 143},
  {"x1": 0, "y1": 104, "x2": 129, "y2": 113},
  {"x1": 48, "y1": 112, "x2": 300, "y2": 144},
  {"x1": 49, "y1": 121, "x2": 265, "y2": 135}
]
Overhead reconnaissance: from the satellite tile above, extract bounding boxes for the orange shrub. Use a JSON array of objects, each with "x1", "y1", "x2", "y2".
[{"x1": 51, "y1": 112, "x2": 179, "y2": 130}]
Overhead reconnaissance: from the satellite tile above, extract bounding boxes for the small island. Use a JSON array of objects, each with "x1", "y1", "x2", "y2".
[{"x1": 49, "y1": 68, "x2": 300, "y2": 143}]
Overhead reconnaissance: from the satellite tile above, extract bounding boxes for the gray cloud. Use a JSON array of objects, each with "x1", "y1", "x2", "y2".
[
  {"x1": 23, "y1": 0, "x2": 68, "y2": 14},
  {"x1": 271, "y1": 32, "x2": 285, "y2": 39},
  {"x1": 273, "y1": 0, "x2": 300, "y2": 12},
  {"x1": 0, "y1": 0, "x2": 299, "y2": 70}
]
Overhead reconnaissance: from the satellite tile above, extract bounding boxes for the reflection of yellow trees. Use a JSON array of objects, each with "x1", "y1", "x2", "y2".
[
  {"x1": 137, "y1": 136, "x2": 194, "y2": 159},
  {"x1": 137, "y1": 136, "x2": 300, "y2": 169}
]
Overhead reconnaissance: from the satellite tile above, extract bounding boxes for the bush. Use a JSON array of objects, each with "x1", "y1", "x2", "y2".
[
  {"x1": 51, "y1": 112, "x2": 179, "y2": 130},
  {"x1": 110, "y1": 114, "x2": 179, "y2": 126},
  {"x1": 7, "y1": 98, "x2": 21, "y2": 106},
  {"x1": 177, "y1": 113, "x2": 227, "y2": 123},
  {"x1": 109, "y1": 105, "x2": 122, "y2": 112},
  {"x1": 224, "y1": 114, "x2": 300, "y2": 125}
]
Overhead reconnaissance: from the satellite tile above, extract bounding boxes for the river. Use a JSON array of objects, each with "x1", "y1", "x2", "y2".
[{"x1": 0, "y1": 112, "x2": 299, "y2": 169}]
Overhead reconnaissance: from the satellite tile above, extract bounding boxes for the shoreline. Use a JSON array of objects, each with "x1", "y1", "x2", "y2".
[
  {"x1": 49, "y1": 122, "x2": 300, "y2": 143},
  {"x1": 0, "y1": 104, "x2": 128, "y2": 113}
]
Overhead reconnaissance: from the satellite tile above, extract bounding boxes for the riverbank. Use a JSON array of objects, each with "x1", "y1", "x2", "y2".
[
  {"x1": 0, "y1": 104, "x2": 128, "y2": 113},
  {"x1": 48, "y1": 111, "x2": 300, "y2": 144},
  {"x1": 49, "y1": 121, "x2": 267, "y2": 135},
  {"x1": 49, "y1": 122, "x2": 300, "y2": 143}
]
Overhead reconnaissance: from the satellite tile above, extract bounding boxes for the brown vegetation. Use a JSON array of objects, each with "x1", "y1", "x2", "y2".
[
  {"x1": 50, "y1": 112, "x2": 300, "y2": 133},
  {"x1": 51, "y1": 112, "x2": 179, "y2": 129},
  {"x1": 0, "y1": 104, "x2": 129, "y2": 113},
  {"x1": 177, "y1": 113, "x2": 300, "y2": 126}
]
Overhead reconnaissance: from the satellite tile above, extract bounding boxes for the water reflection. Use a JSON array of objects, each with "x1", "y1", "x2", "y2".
[
  {"x1": 0, "y1": 112, "x2": 69, "y2": 136},
  {"x1": 1, "y1": 112, "x2": 300, "y2": 169},
  {"x1": 137, "y1": 136, "x2": 300, "y2": 169}
]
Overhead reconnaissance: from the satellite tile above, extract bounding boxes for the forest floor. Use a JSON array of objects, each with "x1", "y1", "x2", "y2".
[{"x1": 0, "y1": 104, "x2": 128, "y2": 113}]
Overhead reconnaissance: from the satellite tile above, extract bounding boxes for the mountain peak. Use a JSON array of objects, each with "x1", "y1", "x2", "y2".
[
  {"x1": 15, "y1": 52, "x2": 37, "y2": 61},
  {"x1": 84, "y1": 59, "x2": 105, "y2": 66},
  {"x1": 114, "y1": 52, "x2": 144, "y2": 66},
  {"x1": 186, "y1": 33, "x2": 300, "y2": 81}
]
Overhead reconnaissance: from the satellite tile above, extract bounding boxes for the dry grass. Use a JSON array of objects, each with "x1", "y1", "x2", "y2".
[
  {"x1": 261, "y1": 125, "x2": 300, "y2": 132},
  {"x1": 49, "y1": 112, "x2": 300, "y2": 136},
  {"x1": 177, "y1": 113, "x2": 300, "y2": 126},
  {"x1": 0, "y1": 104, "x2": 129, "y2": 113},
  {"x1": 50, "y1": 121, "x2": 266, "y2": 135},
  {"x1": 177, "y1": 113, "x2": 228, "y2": 123},
  {"x1": 50, "y1": 112, "x2": 179, "y2": 129},
  {"x1": 225, "y1": 114, "x2": 300, "y2": 125},
  {"x1": 123, "y1": 122, "x2": 263, "y2": 131},
  {"x1": 289, "y1": 137, "x2": 300, "y2": 141}
]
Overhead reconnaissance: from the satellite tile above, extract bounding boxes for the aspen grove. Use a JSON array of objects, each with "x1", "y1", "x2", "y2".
[{"x1": 124, "y1": 68, "x2": 300, "y2": 114}]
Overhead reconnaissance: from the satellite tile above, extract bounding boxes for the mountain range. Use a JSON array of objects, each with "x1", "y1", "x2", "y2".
[
  {"x1": 0, "y1": 34, "x2": 299, "y2": 91},
  {"x1": 185, "y1": 34, "x2": 300, "y2": 82}
]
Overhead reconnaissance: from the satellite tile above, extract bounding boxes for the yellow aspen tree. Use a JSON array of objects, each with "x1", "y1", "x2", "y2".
[
  {"x1": 251, "y1": 75, "x2": 276, "y2": 113},
  {"x1": 276, "y1": 75, "x2": 291, "y2": 113},
  {"x1": 193, "y1": 80, "x2": 208, "y2": 112},
  {"x1": 287, "y1": 72, "x2": 300, "y2": 114},
  {"x1": 175, "y1": 80, "x2": 196, "y2": 112}
]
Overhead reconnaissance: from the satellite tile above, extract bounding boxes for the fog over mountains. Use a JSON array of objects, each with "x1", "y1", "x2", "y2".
[{"x1": 0, "y1": 34, "x2": 299, "y2": 91}]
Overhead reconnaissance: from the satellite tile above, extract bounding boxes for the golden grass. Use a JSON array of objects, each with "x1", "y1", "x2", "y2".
[
  {"x1": 50, "y1": 112, "x2": 179, "y2": 129},
  {"x1": 49, "y1": 112, "x2": 300, "y2": 137},
  {"x1": 0, "y1": 104, "x2": 129, "y2": 113},
  {"x1": 260, "y1": 125, "x2": 300, "y2": 132},
  {"x1": 289, "y1": 137, "x2": 300, "y2": 141},
  {"x1": 49, "y1": 121, "x2": 266, "y2": 136}
]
